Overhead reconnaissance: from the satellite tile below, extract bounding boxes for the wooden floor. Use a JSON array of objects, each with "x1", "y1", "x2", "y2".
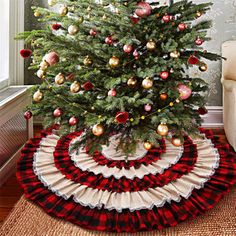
[{"x1": 0, "y1": 128, "x2": 228, "y2": 225}]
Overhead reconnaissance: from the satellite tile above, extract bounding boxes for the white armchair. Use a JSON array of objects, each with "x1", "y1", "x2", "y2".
[{"x1": 221, "y1": 41, "x2": 236, "y2": 151}]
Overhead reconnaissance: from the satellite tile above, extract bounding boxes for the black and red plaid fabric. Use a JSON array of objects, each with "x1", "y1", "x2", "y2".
[{"x1": 16, "y1": 128, "x2": 236, "y2": 233}]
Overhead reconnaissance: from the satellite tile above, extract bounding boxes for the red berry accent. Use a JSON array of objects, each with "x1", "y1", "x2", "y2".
[
  {"x1": 20, "y1": 49, "x2": 32, "y2": 58},
  {"x1": 52, "y1": 23, "x2": 61, "y2": 30}
]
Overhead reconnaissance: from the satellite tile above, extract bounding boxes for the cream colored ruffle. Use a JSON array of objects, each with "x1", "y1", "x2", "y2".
[{"x1": 33, "y1": 134, "x2": 220, "y2": 212}]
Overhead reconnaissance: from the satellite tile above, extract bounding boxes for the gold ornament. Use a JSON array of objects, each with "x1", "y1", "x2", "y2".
[
  {"x1": 160, "y1": 93, "x2": 168, "y2": 100},
  {"x1": 83, "y1": 56, "x2": 93, "y2": 66},
  {"x1": 68, "y1": 25, "x2": 79, "y2": 35},
  {"x1": 196, "y1": 11, "x2": 202, "y2": 18},
  {"x1": 169, "y1": 102, "x2": 174, "y2": 107},
  {"x1": 144, "y1": 142, "x2": 152, "y2": 150},
  {"x1": 70, "y1": 81, "x2": 81, "y2": 93},
  {"x1": 127, "y1": 77, "x2": 137, "y2": 87},
  {"x1": 142, "y1": 77, "x2": 153, "y2": 89},
  {"x1": 77, "y1": 16, "x2": 84, "y2": 23},
  {"x1": 102, "y1": 14, "x2": 107, "y2": 20},
  {"x1": 109, "y1": 56, "x2": 120, "y2": 68},
  {"x1": 55, "y1": 73, "x2": 65, "y2": 85},
  {"x1": 171, "y1": 137, "x2": 183, "y2": 147},
  {"x1": 59, "y1": 6, "x2": 68, "y2": 16},
  {"x1": 87, "y1": 6, "x2": 92, "y2": 11},
  {"x1": 146, "y1": 40, "x2": 156, "y2": 51},
  {"x1": 92, "y1": 124, "x2": 105, "y2": 136},
  {"x1": 48, "y1": 0, "x2": 57, "y2": 6},
  {"x1": 40, "y1": 60, "x2": 49, "y2": 70},
  {"x1": 34, "y1": 11, "x2": 41, "y2": 17},
  {"x1": 36, "y1": 69, "x2": 46, "y2": 79},
  {"x1": 157, "y1": 123, "x2": 169, "y2": 136},
  {"x1": 199, "y1": 63, "x2": 208, "y2": 72},
  {"x1": 33, "y1": 90, "x2": 43, "y2": 102},
  {"x1": 170, "y1": 50, "x2": 180, "y2": 58}
]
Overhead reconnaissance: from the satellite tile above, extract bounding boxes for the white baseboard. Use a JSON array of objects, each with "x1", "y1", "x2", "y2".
[{"x1": 202, "y1": 106, "x2": 223, "y2": 128}]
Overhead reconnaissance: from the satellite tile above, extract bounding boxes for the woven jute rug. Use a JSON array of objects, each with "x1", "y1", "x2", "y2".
[{"x1": 1, "y1": 188, "x2": 236, "y2": 236}]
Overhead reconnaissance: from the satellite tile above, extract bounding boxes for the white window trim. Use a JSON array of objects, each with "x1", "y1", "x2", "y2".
[{"x1": 0, "y1": 0, "x2": 24, "y2": 90}]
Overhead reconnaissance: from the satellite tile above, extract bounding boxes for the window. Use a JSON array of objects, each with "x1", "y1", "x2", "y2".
[{"x1": 0, "y1": 0, "x2": 24, "y2": 90}]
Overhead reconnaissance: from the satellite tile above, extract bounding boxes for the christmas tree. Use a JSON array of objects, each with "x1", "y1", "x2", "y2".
[{"x1": 18, "y1": 0, "x2": 222, "y2": 156}]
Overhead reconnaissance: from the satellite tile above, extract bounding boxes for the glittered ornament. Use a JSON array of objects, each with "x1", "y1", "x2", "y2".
[
  {"x1": 115, "y1": 112, "x2": 129, "y2": 124},
  {"x1": 89, "y1": 29, "x2": 97, "y2": 36},
  {"x1": 92, "y1": 124, "x2": 105, "y2": 136},
  {"x1": 160, "y1": 93, "x2": 168, "y2": 100},
  {"x1": 195, "y1": 38, "x2": 204, "y2": 46},
  {"x1": 143, "y1": 141, "x2": 152, "y2": 150},
  {"x1": 20, "y1": 49, "x2": 32, "y2": 58},
  {"x1": 157, "y1": 123, "x2": 169, "y2": 136},
  {"x1": 55, "y1": 73, "x2": 65, "y2": 85},
  {"x1": 68, "y1": 25, "x2": 79, "y2": 35},
  {"x1": 146, "y1": 40, "x2": 156, "y2": 51},
  {"x1": 135, "y1": 2, "x2": 152, "y2": 18},
  {"x1": 105, "y1": 36, "x2": 113, "y2": 45},
  {"x1": 178, "y1": 84, "x2": 192, "y2": 100},
  {"x1": 198, "y1": 107, "x2": 208, "y2": 115},
  {"x1": 188, "y1": 55, "x2": 199, "y2": 65},
  {"x1": 52, "y1": 23, "x2": 61, "y2": 30},
  {"x1": 59, "y1": 6, "x2": 68, "y2": 16},
  {"x1": 178, "y1": 23, "x2": 187, "y2": 31},
  {"x1": 123, "y1": 44, "x2": 133, "y2": 53},
  {"x1": 160, "y1": 71, "x2": 169, "y2": 80},
  {"x1": 53, "y1": 108, "x2": 63, "y2": 117},
  {"x1": 34, "y1": 11, "x2": 41, "y2": 17},
  {"x1": 44, "y1": 52, "x2": 59, "y2": 66},
  {"x1": 69, "y1": 117, "x2": 78, "y2": 126},
  {"x1": 24, "y1": 111, "x2": 33, "y2": 120},
  {"x1": 127, "y1": 77, "x2": 137, "y2": 87},
  {"x1": 40, "y1": 60, "x2": 49, "y2": 70},
  {"x1": 83, "y1": 56, "x2": 93, "y2": 66},
  {"x1": 33, "y1": 90, "x2": 43, "y2": 102},
  {"x1": 199, "y1": 63, "x2": 208, "y2": 72},
  {"x1": 108, "y1": 89, "x2": 117, "y2": 97},
  {"x1": 144, "y1": 104, "x2": 152, "y2": 112},
  {"x1": 170, "y1": 50, "x2": 180, "y2": 58},
  {"x1": 162, "y1": 14, "x2": 171, "y2": 23},
  {"x1": 142, "y1": 77, "x2": 153, "y2": 89},
  {"x1": 172, "y1": 137, "x2": 183, "y2": 147},
  {"x1": 36, "y1": 69, "x2": 46, "y2": 79},
  {"x1": 109, "y1": 56, "x2": 120, "y2": 68},
  {"x1": 70, "y1": 81, "x2": 81, "y2": 93}
]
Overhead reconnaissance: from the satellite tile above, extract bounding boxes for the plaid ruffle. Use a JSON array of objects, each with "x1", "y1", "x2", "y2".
[{"x1": 16, "y1": 129, "x2": 236, "y2": 233}]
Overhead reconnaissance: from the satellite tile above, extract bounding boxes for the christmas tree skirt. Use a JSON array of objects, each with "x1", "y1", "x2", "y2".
[{"x1": 16, "y1": 128, "x2": 236, "y2": 233}]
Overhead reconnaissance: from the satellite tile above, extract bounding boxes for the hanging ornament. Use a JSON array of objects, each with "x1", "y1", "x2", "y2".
[
  {"x1": 55, "y1": 73, "x2": 65, "y2": 85},
  {"x1": 162, "y1": 14, "x2": 171, "y2": 23},
  {"x1": 92, "y1": 124, "x2": 105, "y2": 136},
  {"x1": 52, "y1": 23, "x2": 61, "y2": 31},
  {"x1": 20, "y1": 49, "x2": 32, "y2": 58},
  {"x1": 123, "y1": 44, "x2": 133, "y2": 53},
  {"x1": 171, "y1": 137, "x2": 183, "y2": 147},
  {"x1": 53, "y1": 108, "x2": 63, "y2": 117},
  {"x1": 143, "y1": 141, "x2": 152, "y2": 150},
  {"x1": 115, "y1": 112, "x2": 129, "y2": 124},
  {"x1": 89, "y1": 29, "x2": 97, "y2": 36},
  {"x1": 130, "y1": 16, "x2": 139, "y2": 24},
  {"x1": 59, "y1": 5, "x2": 68, "y2": 16},
  {"x1": 142, "y1": 77, "x2": 153, "y2": 89},
  {"x1": 83, "y1": 55, "x2": 93, "y2": 66},
  {"x1": 70, "y1": 81, "x2": 81, "y2": 93},
  {"x1": 108, "y1": 89, "x2": 117, "y2": 97},
  {"x1": 44, "y1": 52, "x2": 59, "y2": 66},
  {"x1": 24, "y1": 111, "x2": 33, "y2": 120},
  {"x1": 48, "y1": 0, "x2": 57, "y2": 6},
  {"x1": 102, "y1": 14, "x2": 107, "y2": 20},
  {"x1": 68, "y1": 25, "x2": 79, "y2": 35},
  {"x1": 160, "y1": 93, "x2": 168, "y2": 100},
  {"x1": 146, "y1": 40, "x2": 156, "y2": 51},
  {"x1": 34, "y1": 11, "x2": 41, "y2": 17},
  {"x1": 144, "y1": 104, "x2": 152, "y2": 112},
  {"x1": 157, "y1": 123, "x2": 169, "y2": 136},
  {"x1": 133, "y1": 49, "x2": 139, "y2": 58},
  {"x1": 198, "y1": 107, "x2": 208, "y2": 115},
  {"x1": 178, "y1": 23, "x2": 187, "y2": 31},
  {"x1": 188, "y1": 55, "x2": 199, "y2": 65},
  {"x1": 196, "y1": 11, "x2": 202, "y2": 18},
  {"x1": 109, "y1": 56, "x2": 120, "y2": 68},
  {"x1": 170, "y1": 50, "x2": 180, "y2": 58},
  {"x1": 69, "y1": 117, "x2": 78, "y2": 126},
  {"x1": 178, "y1": 84, "x2": 192, "y2": 100},
  {"x1": 160, "y1": 71, "x2": 169, "y2": 80},
  {"x1": 82, "y1": 82, "x2": 94, "y2": 91},
  {"x1": 195, "y1": 37, "x2": 204, "y2": 46},
  {"x1": 39, "y1": 60, "x2": 49, "y2": 70},
  {"x1": 105, "y1": 36, "x2": 113, "y2": 45},
  {"x1": 135, "y1": 2, "x2": 152, "y2": 18},
  {"x1": 36, "y1": 69, "x2": 46, "y2": 79},
  {"x1": 127, "y1": 77, "x2": 138, "y2": 87},
  {"x1": 33, "y1": 90, "x2": 43, "y2": 102},
  {"x1": 199, "y1": 63, "x2": 208, "y2": 72}
]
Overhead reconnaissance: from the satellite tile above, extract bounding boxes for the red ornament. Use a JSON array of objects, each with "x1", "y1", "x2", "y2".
[
  {"x1": 20, "y1": 49, "x2": 32, "y2": 58},
  {"x1": 105, "y1": 36, "x2": 113, "y2": 45},
  {"x1": 24, "y1": 110, "x2": 32, "y2": 120},
  {"x1": 66, "y1": 73, "x2": 75, "y2": 81},
  {"x1": 162, "y1": 14, "x2": 171, "y2": 23},
  {"x1": 115, "y1": 112, "x2": 129, "y2": 124},
  {"x1": 82, "y1": 82, "x2": 94, "y2": 91},
  {"x1": 69, "y1": 117, "x2": 78, "y2": 126},
  {"x1": 44, "y1": 52, "x2": 59, "y2": 66},
  {"x1": 123, "y1": 44, "x2": 133, "y2": 53},
  {"x1": 53, "y1": 108, "x2": 63, "y2": 117},
  {"x1": 188, "y1": 55, "x2": 199, "y2": 65},
  {"x1": 160, "y1": 71, "x2": 169, "y2": 80},
  {"x1": 89, "y1": 29, "x2": 97, "y2": 36},
  {"x1": 108, "y1": 89, "x2": 117, "y2": 97},
  {"x1": 135, "y1": 2, "x2": 152, "y2": 18},
  {"x1": 178, "y1": 23, "x2": 187, "y2": 31},
  {"x1": 198, "y1": 107, "x2": 208, "y2": 115},
  {"x1": 52, "y1": 23, "x2": 61, "y2": 30},
  {"x1": 130, "y1": 16, "x2": 139, "y2": 24},
  {"x1": 195, "y1": 38, "x2": 204, "y2": 46}
]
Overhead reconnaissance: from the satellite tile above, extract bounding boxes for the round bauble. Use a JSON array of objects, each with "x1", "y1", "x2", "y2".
[
  {"x1": 89, "y1": 29, "x2": 97, "y2": 36},
  {"x1": 143, "y1": 141, "x2": 152, "y2": 150},
  {"x1": 135, "y1": 2, "x2": 152, "y2": 18},
  {"x1": 198, "y1": 107, "x2": 208, "y2": 115},
  {"x1": 59, "y1": 6, "x2": 68, "y2": 16},
  {"x1": 130, "y1": 16, "x2": 139, "y2": 24},
  {"x1": 68, "y1": 25, "x2": 79, "y2": 35},
  {"x1": 178, "y1": 84, "x2": 192, "y2": 100},
  {"x1": 70, "y1": 81, "x2": 81, "y2": 93},
  {"x1": 33, "y1": 90, "x2": 43, "y2": 102},
  {"x1": 172, "y1": 137, "x2": 183, "y2": 147},
  {"x1": 127, "y1": 77, "x2": 137, "y2": 87},
  {"x1": 142, "y1": 77, "x2": 153, "y2": 89},
  {"x1": 92, "y1": 124, "x2": 105, "y2": 136},
  {"x1": 160, "y1": 93, "x2": 168, "y2": 100},
  {"x1": 188, "y1": 55, "x2": 199, "y2": 65},
  {"x1": 53, "y1": 108, "x2": 63, "y2": 117},
  {"x1": 108, "y1": 89, "x2": 117, "y2": 97},
  {"x1": 196, "y1": 11, "x2": 202, "y2": 18},
  {"x1": 82, "y1": 82, "x2": 94, "y2": 91},
  {"x1": 83, "y1": 55, "x2": 93, "y2": 66},
  {"x1": 40, "y1": 60, "x2": 49, "y2": 70},
  {"x1": 199, "y1": 63, "x2": 208, "y2": 72},
  {"x1": 44, "y1": 52, "x2": 59, "y2": 66},
  {"x1": 146, "y1": 40, "x2": 156, "y2": 51},
  {"x1": 170, "y1": 50, "x2": 180, "y2": 58},
  {"x1": 157, "y1": 123, "x2": 169, "y2": 136},
  {"x1": 105, "y1": 36, "x2": 113, "y2": 45},
  {"x1": 34, "y1": 11, "x2": 41, "y2": 17},
  {"x1": 162, "y1": 14, "x2": 171, "y2": 23},
  {"x1": 178, "y1": 23, "x2": 187, "y2": 31},
  {"x1": 109, "y1": 56, "x2": 120, "y2": 68},
  {"x1": 36, "y1": 69, "x2": 46, "y2": 79},
  {"x1": 20, "y1": 49, "x2": 32, "y2": 58},
  {"x1": 144, "y1": 104, "x2": 152, "y2": 112},
  {"x1": 55, "y1": 73, "x2": 65, "y2": 85},
  {"x1": 195, "y1": 37, "x2": 204, "y2": 46},
  {"x1": 115, "y1": 112, "x2": 129, "y2": 124},
  {"x1": 69, "y1": 117, "x2": 78, "y2": 126},
  {"x1": 160, "y1": 71, "x2": 169, "y2": 80},
  {"x1": 133, "y1": 49, "x2": 139, "y2": 58},
  {"x1": 52, "y1": 23, "x2": 61, "y2": 31},
  {"x1": 48, "y1": 0, "x2": 57, "y2": 6},
  {"x1": 123, "y1": 44, "x2": 133, "y2": 53},
  {"x1": 24, "y1": 111, "x2": 33, "y2": 120}
]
